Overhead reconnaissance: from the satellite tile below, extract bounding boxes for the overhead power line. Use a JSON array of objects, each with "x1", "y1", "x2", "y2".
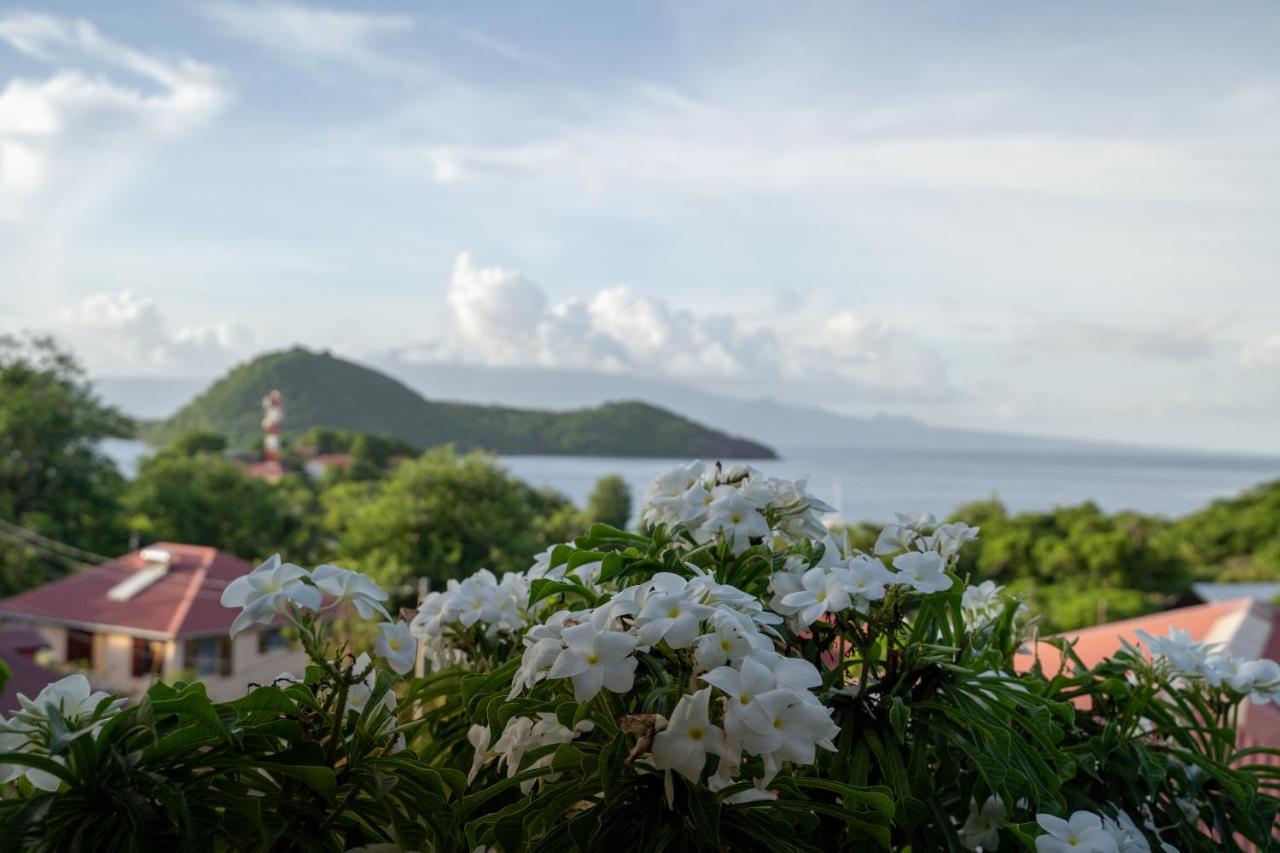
[{"x1": 0, "y1": 517, "x2": 110, "y2": 564}]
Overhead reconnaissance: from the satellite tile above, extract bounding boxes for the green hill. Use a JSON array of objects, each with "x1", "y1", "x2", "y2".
[{"x1": 144, "y1": 348, "x2": 776, "y2": 459}]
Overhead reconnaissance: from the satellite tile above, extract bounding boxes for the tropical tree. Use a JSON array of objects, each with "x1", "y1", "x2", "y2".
[{"x1": 0, "y1": 334, "x2": 131, "y2": 595}]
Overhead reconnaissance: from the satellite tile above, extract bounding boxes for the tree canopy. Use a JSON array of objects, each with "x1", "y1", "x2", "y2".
[{"x1": 0, "y1": 335, "x2": 132, "y2": 595}]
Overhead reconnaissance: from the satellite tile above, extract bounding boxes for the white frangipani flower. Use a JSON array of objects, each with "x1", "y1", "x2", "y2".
[
  {"x1": 466, "y1": 723, "x2": 494, "y2": 783},
  {"x1": 693, "y1": 611, "x2": 769, "y2": 671},
  {"x1": 311, "y1": 564, "x2": 391, "y2": 620},
  {"x1": 873, "y1": 512, "x2": 934, "y2": 555},
  {"x1": 741, "y1": 688, "x2": 839, "y2": 766},
  {"x1": 343, "y1": 653, "x2": 393, "y2": 716},
  {"x1": 221, "y1": 555, "x2": 322, "y2": 636},
  {"x1": 547, "y1": 621, "x2": 639, "y2": 702},
  {"x1": 960, "y1": 795, "x2": 1006, "y2": 851},
  {"x1": 700, "y1": 487, "x2": 770, "y2": 552},
  {"x1": 1034, "y1": 812, "x2": 1119, "y2": 853},
  {"x1": 701, "y1": 656, "x2": 781, "y2": 738},
  {"x1": 924, "y1": 522, "x2": 980, "y2": 559},
  {"x1": 0, "y1": 674, "x2": 125, "y2": 791},
  {"x1": 843, "y1": 555, "x2": 894, "y2": 605},
  {"x1": 1135, "y1": 628, "x2": 1213, "y2": 678},
  {"x1": 636, "y1": 592, "x2": 715, "y2": 648},
  {"x1": 1101, "y1": 808, "x2": 1153, "y2": 853},
  {"x1": 779, "y1": 566, "x2": 852, "y2": 627},
  {"x1": 375, "y1": 620, "x2": 418, "y2": 675},
  {"x1": 892, "y1": 551, "x2": 952, "y2": 593},
  {"x1": 651, "y1": 687, "x2": 724, "y2": 782}
]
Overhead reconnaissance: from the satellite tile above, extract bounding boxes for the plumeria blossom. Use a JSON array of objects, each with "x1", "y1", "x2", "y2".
[
  {"x1": 892, "y1": 551, "x2": 953, "y2": 593},
  {"x1": 1101, "y1": 808, "x2": 1158, "y2": 853},
  {"x1": 636, "y1": 591, "x2": 715, "y2": 648},
  {"x1": 546, "y1": 621, "x2": 639, "y2": 702},
  {"x1": 962, "y1": 580, "x2": 1005, "y2": 629},
  {"x1": 843, "y1": 555, "x2": 894, "y2": 605},
  {"x1": 409, "y1": 568, "x2": 533, "y2": 670},
  {"x1": 311, "y1": 564, "x2": 391, "y2": 620},
  {"x1": 960, "y1": 795, "x2": 1006, "y2": 851},
  {"x1": 699, "y1": 486, "x2": 771, "y2": 553},
  {"x1": 640, "y1": 460, "x2": 710, "y2": 527},
  {"x1": 221, "y1": 555, "x2": 322, "y2": 636},
  {"x1": 0, "y1": 675, "x2": 125, "y2": 791},
  {"x1": 693, "y1": 610, "x2": 771, "y2": 671},
  {"x1": 923, "y1": 521, "x2": 981, "y2": 559},
  {"x1": 1135, "y1": 628, "x2": 1214, "y2": 678},
  {"x1": 780, "y1": 566, "x2": 853, "y2": 627},
  {"x1": 651, "y1": 687, "x2": 725, "y2": 782},
  {"x1": 873, "y1": 512, "x2": 935, "y2": 555},
  {"x1": 375, "y1": 620, "x2": 418, "y2": 675},
  {"x1": 1035, "y1": 811, "x2": 1119, "y2": 853}
]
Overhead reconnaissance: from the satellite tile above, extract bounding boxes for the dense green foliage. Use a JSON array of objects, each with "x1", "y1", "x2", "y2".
[
  {"x1": 321, "y1": 447, "x2": 581, "y2": 590},
  {"x1": 3, "y1": 509, "x2": 1275, "y2": 851},
  {"x1": 0, "y1": 336, "x2": 132, "y2": 596},
  {"x1": 146, "y1": 347, "x2": 775, "y2": 458},
  {"x1": 1159, "y1": 479, "x2": 1280, "y2": 581},
  {"x1": 840, "y1": 481, "x2": 1280, "y2": 632},
  {"x1": 584, "y1": 473, "x2": 632, "y2": 529},
  {"x1": 122, "y1": 450, "x2": 315, "y2": 563},
  {"x1": 165, "y1": 430, "x2": 229, "y2": 457}
]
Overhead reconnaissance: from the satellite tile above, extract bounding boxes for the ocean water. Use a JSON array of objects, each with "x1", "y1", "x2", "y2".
[
  {"x1": 499, "y1": 446, "x2": 1280, "y2": 524},
  {"x1": 103, "y1": 439, "x2": 1280, "y2": 524}
]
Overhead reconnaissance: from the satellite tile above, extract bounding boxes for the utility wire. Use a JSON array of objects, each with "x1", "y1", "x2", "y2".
[
  {"x1": 0, "y1": 527, "x2": 92, "y2": 573},
  {"x1": 0, "y1": 517, "x2": 109, "y2": 564}
]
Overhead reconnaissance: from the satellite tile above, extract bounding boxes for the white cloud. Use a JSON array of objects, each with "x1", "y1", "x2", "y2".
[
  {"x1": 204, "y1": 2, "x2": 415, "y2": 77},
  {"x1": 1241, "y1": 333, "x2": 1280, "y2": 372},
  {"x1": 0, "y1": 12, "x2": 231, "y2": 222},
  {"x1": 402, "y1": 253, "x2": 949, "y2": 402},
  {"x1": 58, "y1": 290, "x2": 253, "y2": 374},
  {"x1": 414, "y1": 80, "x2": 1275, "y2": 205}
]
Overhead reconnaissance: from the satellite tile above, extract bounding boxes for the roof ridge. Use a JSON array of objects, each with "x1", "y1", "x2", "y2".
[{"x1": 166, "y1": 563, "x2": 210, "y2": 637}]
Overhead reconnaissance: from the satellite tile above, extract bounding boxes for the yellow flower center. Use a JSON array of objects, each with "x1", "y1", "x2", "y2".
[
  {"x1": 720, "y1": 640, "x2": 732, "y2": 652},
  {"x1": 739, "y1": 695, "x2": 751, "y2": 705},
  {"x1": 688, "y1": 727, "x2": 703, "y2": 740},
  {"x1": 586, "y1": 653, "x2": 599, "y2": 665},
  {"x1": 667, "y1": 607, "x2": 680, "y2": 618},
  {"x1": 773, "y1": 717, "x2": 784, "y2": 729}
]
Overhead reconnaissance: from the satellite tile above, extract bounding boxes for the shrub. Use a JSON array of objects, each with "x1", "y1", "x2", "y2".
[{"x1": 1, "y1": 462, "x2": 1277, "y2": 851}]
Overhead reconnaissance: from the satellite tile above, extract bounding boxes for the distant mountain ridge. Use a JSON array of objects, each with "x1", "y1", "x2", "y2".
[{"x1": 142, "y1": 348, "x2": 777, "y2": 459}]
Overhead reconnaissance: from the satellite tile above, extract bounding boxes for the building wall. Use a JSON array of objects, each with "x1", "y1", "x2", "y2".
[{"x1": 0, "y1": 619, "x2": 307, "y2": 702}]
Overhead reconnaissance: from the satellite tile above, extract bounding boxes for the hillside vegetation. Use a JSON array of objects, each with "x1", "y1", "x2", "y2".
[{"x1": 144, "y1": 348, "x2": 776, "y2": 458}]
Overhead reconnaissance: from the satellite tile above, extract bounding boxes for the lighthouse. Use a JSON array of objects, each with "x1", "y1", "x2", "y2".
[{"x1": 262, "y1": 389, "x2": 283, "y2": 462}]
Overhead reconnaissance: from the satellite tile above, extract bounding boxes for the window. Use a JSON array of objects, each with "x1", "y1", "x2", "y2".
[
  {"x1": 66, "y1": 629, "x2": 94, "y2": 666},
  {"x1": 184, "y1": 636, "x2": 232, "y2": 678},
  {"x1": 131, "y1": 638, "x2": 162, "y2": 679},
  {"x1": 257, "y1": 627, "x2": 290, "y2": 655}
]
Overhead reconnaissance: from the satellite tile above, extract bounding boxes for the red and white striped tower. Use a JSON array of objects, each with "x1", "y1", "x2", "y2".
[{"x1": 262, "y1": 389, "x2": 283, "y2": 462}]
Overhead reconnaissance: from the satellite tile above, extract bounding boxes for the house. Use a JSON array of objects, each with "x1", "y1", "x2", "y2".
[
  {"x1": 1019, "y1": 597, "x2": 1280, "y2": 746},
  {"x1": 304, "y1": 452, "x2": 353, "y2": 480},
  {"x1": 1191, "y1": 582, "x2": 1280, "y2": 605},
  {"x1": 0, "y1": 627, "x2": 62, "y2": 713},
  {"x1": 0, "y1": 543, "x2": 308, "y2": 702}
]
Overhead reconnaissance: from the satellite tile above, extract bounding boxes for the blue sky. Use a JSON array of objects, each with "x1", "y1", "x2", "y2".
[{"x1": 2, "y1": 1, "x2": 1279, "y2": 453}]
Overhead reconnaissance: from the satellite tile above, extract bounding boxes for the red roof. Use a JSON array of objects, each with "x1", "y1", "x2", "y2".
[
  {"x1": 0, "y1": 543, "x2": 255, "y2": 639},
  {"x1": 247, "y1": 460, "x2": 287, "y2": 480},
  {"x1": 0, "y1": 628, "x2": 58, "y2": 713},
  {"x1": 309, "y1": 453, "x2": 353, "y2": 467}
]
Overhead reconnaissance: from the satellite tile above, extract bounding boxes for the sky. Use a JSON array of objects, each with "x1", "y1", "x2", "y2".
[{"x1": 1, "y1": 1, "x2": 1278, "y2": 454}]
